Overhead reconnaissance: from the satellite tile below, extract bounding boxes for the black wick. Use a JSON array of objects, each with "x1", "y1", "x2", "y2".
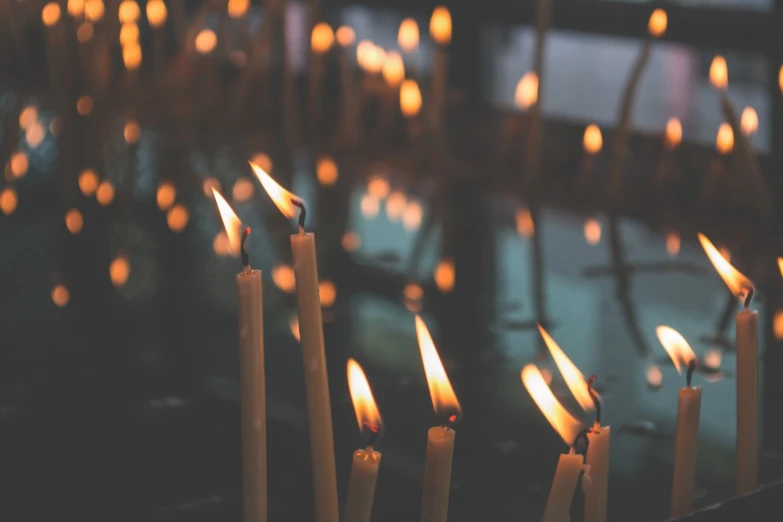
[
  {"x1": 686, "y1": 358, "x2": 696, "y2": 388},
  {"x1": 442, "y1": 411, "x2": 462, "y2": 430},
  {"x1": 587, "y1": 375, "x2": 602, "y2": 426},
  {"x1": 291, "y1": 199, "x2": 306, "y2": 231},
  {"x1": 573, "y1": 428, "x2": 591, "y2": 457},
  {"x1": 742, "y1": 285, "x2": 755, "y2": 309},
  {"x1": 240, "y1": 227, "x2": 251, "y2": 269},
  {"x1": 363, "y1": 422, "x2": 382, "y2": 447}
]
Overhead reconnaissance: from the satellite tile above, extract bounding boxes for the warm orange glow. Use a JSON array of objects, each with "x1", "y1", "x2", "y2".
[
  {"x1": 52, "y1": 285, "x2": 70, "y2": 307},
  {"x1": 311, "y1": 22, "x2": 334, "y2": 54},
  {"x1": 400, "y1": 79, "x2": 422, "y2": 117},
  {"x1": 157, "y1": 181, "x2": 176, "y2": 210},
  {"x1": 774, "y1": 310, "x2": 783, "y2": 340},
  {"x1": 195, "y1": 29, "x2": 217, "y2": 54},
  {"x1": 741, "y1": 107, "x2": 758, "y2": 136},
  {"x1": 398, "y1": 18, "x2": 419, "y2": 53},
  {"x1": 538, "y1": 325, "x2": 595, "y2": 411},
  {"x1": 212, "y1": 189, "x2": 242, "y2": 255},
  {"x1": 77, "y1": 21, "x2": 94, "y2": 42},
  {"x1": 516, "y1": 207, "x2": 535, "y2": 238},
  {"x1": 404, "y1": 283, "x2": 424, "y2": 301},
  {"x1": 42, "y1": 3, "x2": 61, "y2": 26},
  {"x1": 147, "y1": 0, "x2": 167, "y2": 27},
  {"x1": 357, "y1": 41, "x2": 385, "y2": 73},
  {"x1": 213, "y1": 231, "x2": 231, "y2": 256},
  {"x1": 167, "y1": 204, "x2": 189, "y2": 232},
  {"x1": 583, "y1": 124, "x2": 603, "y2": 154},
  {"x1": 434, "y1": 259, "x2": 455, "y2": 293},
  {"x1": 124, "y1": 120, "x2": 140, "y2": 143},
  {"x1": 26, "y1": 123, "x2": 46, "y2": 149},
  {"x1": 19, "y1": 106, "x2": 38, "y2": 130},
  {"x1": 367, "y1": 176, "x2": 390, "y2": 200},
  {"x1": 347, "y1": 358, "x2": 383, "y2": 436},
  {"x1": 386, "y1": 191, "x2": 407, "y2": 221},
  {"x1": 584, "y1": 219, "x2": 601, "y2": 245},
  {"x1": 96, "y1": 181, "x2": 114, "y2": 206},
  {"x1": 382, "y1": 51, "x2": 405, "y2": 87},
  {"x1": 664, "y1": 117, "x2": 682, "y2": 149},
  {"x1": 118, "y1": 1, "x2": 140, "y2": 23},
  {"x1": 403, "y1": 200, "x2": 423, "y2": 231},
  {"x1": 227, "y1": 0, "x2": 248, "y2": 19},
  {"x1": 10, "y1": 151, "x2": 28, "y2": 179},
  {"x1": 65, "y1": 208, "x2": 84, "y2": 234},
  {"x1": 0, "y1": 188, "x2": 18, "y2": 215},
  {"x1": 319, "y1": 280, "x2": 337, "y2": 307},
  {"x1": 120, "y1": 23, "x2": 139, "y2": 46},
  {"x1": 77, "y1": 95, "x2": 94, "y2": 116},
  {"x1": 316, "y1": 156, "x2": 338, "y2": 186},
  {"x1": 646, "y1": 364, "x2": 663, "y2": 388},
  {"x1": 666, "y1": 231, "x2": 680, "y2": 257},
  {"x1": 416, "y1": 315, "x2": 461, "y2": 419},
  {"x1": 342, "y1": 231, "x2": 361, "y2": 252},
  {"x1": 698, "y1": 233, "x2": 754, "y2": 302},
  {"x1": 84, "y1": 0, "x2": 104, "y2": 22},
  {"x1": 430, "y1": 6, "x2": 451, "y2": 45},
  {"x1": 272, "y1": 265, "x2": 296, "y2": 293},
  {"x1": 110, "y1": 255, "x2": 130, "y2": 287},
  {"x1": 648, "y1": 8, "x2": 667, "y2": 37},
  {"x1": 719, "y1": 246, "x2": 731, "y2": 263},
  {"x1": 203, "y1": 178, "x2": 221, "y2": 197},
  {"x1": 780, "y1": 65, "x2": 783, "y2": 94},
  {"x1": 710, "y1": 56, "x2": 728, "y2": 90},
  {"x1": 251, "y1": 153, "x2": 272, "y2": 174},
  {"x1": 514, "y1": 72, "x2": 538, "y2": 110},
  {"x1": 521, "y1": 364, "x2": 583, "y2": 446},
  {"x1": 250, "y1": 162, "x2": 302, "y2": 221},
  {"x1": 704, "y1": 348, "x2": 722, "y2": 369},
  {"x1": 336, "y1": 26, "x2": 355, "y2": 47},
  {"x1": 68, "y1": 0, "x2": 85, "y2": 17},
  {"x1": 716, "y1": 123, "x2": 734, "y2": 154},
  {"x1": 232, "y1": 178, "x2": 254, "y2": 202},
  {"x1": 656, "y1": 326, "x2": 696, "y2": 374},
  {"x1": 290, "y1": 316, "x2": 301, "y2": 341},
  {"x1": 360, "y1": 194, "x2": 380, "y2": 219},
  {"x1": 123, "y1": 42, "x2": 142, "y2": 70},
  {"x1": 778, "y1": 257, "x2": 783, "y2": 278}
]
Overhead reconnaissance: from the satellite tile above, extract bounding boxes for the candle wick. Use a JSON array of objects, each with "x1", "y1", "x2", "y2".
[
  {"x1": 743, "y1": 285, "x2": 755, "y2": 309},
  {"x1": 442, "y1": 412, "x2": 461, "y2": 430},
  {"x1": 240, "y1": 226, "x2": 252, "y2": 271},
  {"x1": 686, "y1": 359, "x2": 696, "y2": 388},
  {"x1": 291, "y1": 198, "x2": 306, "y2": 233},
  {"x1": 587, "y1": 375, "x2": 601, "y2": 425},
  {"x1": 572, "y1": 428, "x2": 591, "y2": 457}
]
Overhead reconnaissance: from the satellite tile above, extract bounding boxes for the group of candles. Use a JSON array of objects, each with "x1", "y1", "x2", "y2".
[{"x1": 522, "y1": 233, "x2": 762, "y2": 522}]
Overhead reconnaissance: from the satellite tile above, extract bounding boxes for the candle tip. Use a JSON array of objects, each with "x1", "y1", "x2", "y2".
[
  {"x1": 291, "y1": 198, "x2": 306, "y2": 232},
  {"x1": 240, "y1": 226, "x2": 251, "y2": 269},
  {"x1": 572, "y1": 428, "x2": 591, "y2": 456},
  {"x1": 587, "y1": 375, "x2": 602, "y2": 425},
  {"x1": 686, "y1": 359, "x2": 696, "y2": 388}
]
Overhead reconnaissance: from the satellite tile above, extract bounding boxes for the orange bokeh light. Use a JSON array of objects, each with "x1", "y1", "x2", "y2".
[
  {"x1": 434, "y1": 259, "x2": 455, "y2": 293},
  {"x1": 648, "y1": 8, "x2": 667, "y2": 37},
  {"x1": 156, "y1": 181, "x2": 176, "y2": 211},
  {"x1": 272, "y1": 265, "x2": 296, "y2": 293},
  {"x1": 583, "y1": 124, "x2": 603, "y2": 154},
  {"x1": 1, "y1": 187, "x2": 18, "y2": 215},
  {"x1": 710, "y1": 56, "x2": 728, "y2": 90},
  {"x1": 398, "y1": 18, "x2": 419, "y2": 52},
  {"x1": 317, "y1": 156, "x2": 339, "y2": 186},
  {"x1": 515, "y1": 72, "x2": 539, "y2": 110},
  {"x1": 167, "y1": 204, "x2": 189, "y2": 232},
  {"x1": 96, "y1": 181, "x2": 115, "y2": 206},
  {"x1": 400, "y1": 79, "x2": 422, "y2": 118},
  {"x1": 429, "y1": 6, "x2": 452, "y2": 45},
  {"x1": 311, "y1": 22, "x2": 334, "y2": 54},
  {"x1": 52, "y1": 284, "x2": 70, "y2": 307},
  {"x1": 65, "y1": 208, "x2": 84, "y2": 234}
]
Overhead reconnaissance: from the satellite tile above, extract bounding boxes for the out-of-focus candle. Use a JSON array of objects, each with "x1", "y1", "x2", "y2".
[
  {"x1": 399, "y1": 18, "x2": 419, "y2": 53},
  {"x1": 583, "y1": 125, "x2": 603, "y2": 155},
  {"x1": 515, "y1": 72, "x2": 539, "y2": 111},
  {"x1": 401, "y1": 79, "x2": 422, "y2": 118},
  {"x1": 310, "y1": 22, "x2": 334, "y2": 125},
  {"x1": 716, "y1": 123, "x2": 734, "y2": 155},
  {"x1": 741, "y1": 107, "x2": 758, "y2": 136},
  {"x1": 147, "y1": 0, "x2": 167, "y2": 27},
  {"x1": 428, "y1": 7, "x2": 451, "y2": 133},
  {"x1": 664, "y1": 118, "x2": 682, "y2": 150}
]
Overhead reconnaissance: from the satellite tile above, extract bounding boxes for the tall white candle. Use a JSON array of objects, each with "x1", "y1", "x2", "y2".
[{"x1": 543, "y1": 451, "x2": 585, "y2": 522}]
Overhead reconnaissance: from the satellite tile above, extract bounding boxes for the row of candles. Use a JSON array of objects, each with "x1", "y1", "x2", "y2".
[{"x1": 208, "y1": 158, "x2": 769, "y2": 522}]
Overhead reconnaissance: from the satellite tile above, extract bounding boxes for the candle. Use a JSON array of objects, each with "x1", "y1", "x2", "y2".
[
  {"x1": 655, "y1": 117, "x2": 682, "y2": 187},
  {"x1": 343, "y1": 359, "x2": 384, "y2": 522},
  {"x1": 525, "y1": 0, "x2": 550, "y2": 179},
  {"x1": 609, "y1": 8, "x2": 666, "y2": 194},
  {"x1": 415, "y1": 316, "x2": 462, "y2": 522},
  {"x1": 656, "y1": 326, "x2": 701, "y2": 517},
  {"x1": 213, "y1": 190, "x2": 267, "y2": 522},
  {"x1": 537, "y1": 325, "x2": 608, "y2": 522},
  {"x1": 698, "y1": 233, "x2": 758, "y2": 495},
  {"x1": 428, "y1": 6, "x2": 451, "y2": 133},
  {"x1": 251, "y1": 163, "x2": 339, "y2": 522},
  {"x1": 521, "y1": 364, "x2": 590, "y2": 522},
  {"x1": 309, "y1": 22, "x2": 334, "y2": 128},
  {"x1": 579, "y1": 124, "x2": 603, "y2": 184}
]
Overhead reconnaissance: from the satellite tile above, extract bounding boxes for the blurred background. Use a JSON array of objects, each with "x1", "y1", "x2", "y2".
[{"x1": 1, "y1": 0, "x2": 782, "y2": 520}]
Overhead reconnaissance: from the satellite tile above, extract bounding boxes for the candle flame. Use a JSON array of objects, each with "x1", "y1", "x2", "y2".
[
  {"x1": 382, "y1": 51, "x2": 405, "y2": 87},
  {"x1": 416, "y1": 316, "x2": 461, "y2": 422},
  {"x1": 311, "y1": 22, "x2": 334, "y2": 54},
  {"x1": 347, "y1": 359, "x2": 383, "y2": 441},
  {"x1": 716, "y1": 123, "x2": 734, "y2": 154},
  {"x1": 583, "y1": 124, "x2": 603, "y2": 154},
  {"x1": 430, "y1": 6, "x2": 452, "y2": 45},
  {"x1": 698, "y1": 233, "x2": 754, "y2": 303},
  {"x1": 741, "y1": 107, "x2": 758, "y2": 136},
  {"x1": 398, "y1": 18, "x2": 419, "y2": 52},
  {"x1": 521, "y1": 364, "x2": 584, "y2": 446},
  {"x1": 212, "y1": 189, "x2": 242, "y2": 255},
  {"x1": 514, "y1": 72, "x2": 538, "y2": 110},
  {"x1": 249, "y1": 161, "x2": 302, "y2": 221},
  {"x1": 400, "y1": 79, "x2": 422, "y2": 117},
  {"x1": 778, "y1": 257, "x2": 783, "y2": 278},
  {"x1": 664, "y1": 117, "x2": 682, "y2": 149},
  {"x1": 648, "y1": 8, "x2": 667, "y2": 37},
  {"x1": 655, "y1": 326, "x2": 696, "y2": 374},
  {"x1": 710, "y1": 56, "x2": 728, "y2": 90},
  {"x1": 336, "y1": 26, "x2": 355, "y2": 47},
  {"x1": 537, "y1": 325, "x2": 595, "y2": 412}
]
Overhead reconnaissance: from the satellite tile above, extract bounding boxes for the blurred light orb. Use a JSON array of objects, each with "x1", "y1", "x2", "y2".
[
  {"x1": 118, "y1": 1, "x2": 140, "y2": 23},
  {"x1": 386, "y1": 191, "x2": 407, "y2": 221},
  {"x1": 336, "y1": 26, "x2": 355, "y2": 47},
  {"x1": 360, "y1": 194, "x2": 380, "y2": 219},
  {"x1": 316, "y1": 156, "x2": 339, "y2": 186},
  {"x1": 156, "y1": 181, "x2": 176, "y2": 211},
  {"x1": 68, "y1": 0, "x2": 85, "y2": 17},
  {"x1": 213, "y1": 231, "x2": 233, "y2": 256},
  {"x1": 400, "y1": 79, "x2": 422, "y2": 118},
  {"x1": 65, "y1": 208, "x2": 84, "y2": 234},
  {"x1": 648, "y1": 8, "x2": 667, "y2": 37},
  {"x1": 84, "y1": 0, "x2": 105, "y2": 22},
  {"x1": 666, "y1": 231, "x2": 681, "y2": 257},
  {"x1": 272, "y1": 265, "x2": 296, "y2": 293},
  {"x1": 710, "y1": 56, "x2": 728, "y2": 90},
  {"x1": 357, "y1": 41, "x2": 384, "y2": 73},
  {"x1": 716, "y1": 123, "x2": 734, "y2": 154},
  {"x1": 514, "y1": 72, "x2": 538, "y2": 110},
  {"x1": 49, "y1": 117, "x2": 64, "y2": 136},
  {"x1": 341, "y1": 231, "x2": 361, "y2": 252},
  {"x1": 110, "y1": 255, "x2": 131, "y2": 287},
  {"x1": 77, "y1": 21, "x2": 94, "y2": 42},
  {"x1": 79, "y1": 169, "x2": 99, "y2": 196},
  {"x1": 741, "y1": 106, "x2": 758, "y2": 136},
  {"x1": 774, "y1": 309, "x2": 783, "y2": 340},
  {"x1": 203, "y1": 177, "x2": 221, "y2": 197},
  {"x1": 311, "y1": 22, "x2": 334, "y2": 54},
  {"x1": 146, "y1": 0, "x2": 167, "y2": 27},
  {"x1": 124, "y1": 120, "x2": 140, "y2": 144},
  {"x1": 123, "y1": 43, "x2": 142, "y2": 70},
  {"x1": 429, "y1": 6, "x2": 452, "y2": 45},
  {"x1": 319, "y1": 280, "x2": 337, "y2": 307},
  {"x1": 251, "y1": 153, "x2": 272, "y2": 174},
  {"x1": 382, "y1": 51, "x2": 405, "y2": 87},
  {"x1": 398, "y1": 18, "x2": 419, "y2": 52},
  {"x1": 52, "y1": 285, "x2": 70, "y2": 307},
  {"x1": 96, "y1": 181, "x2": 115, "y2": 206},
  {"x1": 516, "y1": 207, "x2": 535, "y2": 238},
  {"x1": 583, "y1": 124, "x2": 603, "y2": 154},
  {"x1": 195, "y1": 29, "x2": 217, "y2": 54},
  {"x1": 584, "y1": 218, "x2": 601, "y2": 245},
  {"x1": 367, "y1": 175, "x2": 390, "y2": 200},
  {"x1": 290, "y1": 316, "x2": 301, "y2": 341},
  {"x1": 704, "y1": 348, "x2": 722, "y2": 370},
  {"x1": 77, "y1": 95, "x2": 94, "y2": 116},
  {"x1": 167, "y1": 204, "x2": 189, "y2": 232},
  {"x1": 403, "y1": 282, "x2": 424, "y2": 312},
  {"x1": 42, "y1": 3, "x2": 62, "y2": 26},
  {"x1": 664, "y1": 117, "x2": 682, "y2": 149},
  {"x1": 434, "y1": 259, "x2": 455, "y2": 293},
  {"x1": 0, "y1": 188, "x2": 18, "y2": 215},
  {"x1": 779, "y1": 65, "x2": 783, "y2": 94},
  {"x1": 403, "y1": 201, "x2": 423, "y2": 231},
  {"x1": 10, "y1": 151, "x2": 29, "y2": 179},
  {"x1": 646, "y1": 364, "x2": 663, "y2": 389},
  {"x1": 232, "y1": 178, "x2": 254, "y2": 202},
  {"x1": 120, "y1": 23, "x2": 139, "y2": 46},
  {"x1": 19, "y1": 106, "x2": 38, "y2": 130},
  {"x1": 227, "y1": 0, "x2": 248, "y2": 19},
  {"x1": 26, "y1": 123, "x2": 46, "y2": 148}
]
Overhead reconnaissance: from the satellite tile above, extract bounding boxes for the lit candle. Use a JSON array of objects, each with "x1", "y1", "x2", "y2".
[
  {"x1": 415, "y1": 316, "x2": 462, "y2": 522},
  {"x1": 213, "y1": 190, "x2": 267, "y2": 522},
  {"x1": 609, "y1": 8, "x2": 666, "y2": 193},
  {"x1": 146, "y1": 0, "x2": 167, "y2": 74},
  {"x1": 579, "y1": 124, "x2": 603, "y2": 183},
  {"x1": 655, "y1": 117, "x2": 682, "y2": 186},
  {"x1": 428, "y1": 7, "x2": 451, "y2": 133},
  {"x1": 538, "y1": 325, "x2": 608, "y2": 522},
  {"x1": 343, "y1": 359, "x2": 384, "y2": 522},
  {"x1": 698, "y1": 233, "x2": 758, "y2": 495},
  {"x1": 521, "y1": 364, "x2": 590, "y2": 522},
  {"x1": 656, "y1": 326, "x2": 701, "y2": 517},
  {"x1": 251, "y1": 163, "x2": 338, "y2": 522},
  {"x1": 309, "y1": 22, "x2": 334, "y2": 128}
]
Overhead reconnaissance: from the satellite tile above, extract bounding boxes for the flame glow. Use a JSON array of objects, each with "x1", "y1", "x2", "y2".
[
  {"x1": 382, "y1": 51, "x2": 405, "y2": 87},
  {"x1": 716, "y1": 123, "x2": 734, "y2": 154},
  {"x1": 583, "y1": 124, "x2": 603, "y2": 154},
  {"x1": 416, "y1": 316, "x2": 461, "y2": 419},
  {"x1": 521, "y1": 364, "x2": 583, "y2": 446},
  {"x1": 515, "y1": 72, "x2": 538, "y2": 110},
  {"x1": 311, "y1": 22, "x2": 334, "y2": 54},
  {"x1": 656, "y1": 326, "x2": 696, "y2": 374},
  {"x1": 250, "y1": 162, "x2": 301, "y2": 220},
  {"x1": 42, "y1": 3, "x2": 61, "y2": 26},
  {"x1": 347, "y1": 359, "x2": 383, "y2": 437},
  {"x1": 398, "y1": 18, "x2": 419, "y2": 52},
  {"x1": 400, "y1": 79, "x2": 422, "y2": 117},
  {"x1": 648, "y1": 8, "x2": 667, "y2": 37},
  {"x1": 710, "y1": 56, "x2": 728, "y2": 90},
  {"x1": 538, "y1": 325, "x2": 595, "y2": 411},
  {"x1": 430, "y1": 6, "x2": 451, "y2": 45},
  {"x1": 664, "y1": 117, "x2": 682, "y2": 149},
  {"x1": 212, "y1": 189, "x2": 242, "y2": 255},
  {"x1": 741, "y1": 107, "x2": 758, "y2": 136},
  {"x1": 698, "y1": 233, "x2": 753, "y2": 301},
  {"x1": 336, "y1": 26, "x2": 355, "y2": 47},
  {"x1": 147, "y1": 0, "x2": 167, "y2": 27}
]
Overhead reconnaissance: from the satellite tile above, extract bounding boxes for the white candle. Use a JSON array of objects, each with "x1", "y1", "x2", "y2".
[
  {"x1": 416, "y1": 316, "x2": 462, "y2": 522},
  {"x1": 252, "y1": 163, "x2": 338, "y2": 522},
  {"x1": 543, "y1": 451, "x2": 585, "y2": 522}
]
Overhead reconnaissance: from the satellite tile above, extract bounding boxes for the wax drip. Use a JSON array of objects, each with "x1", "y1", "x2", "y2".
[
  {"x1": 587, "y1": 375, "x2": 602, "y2": 425},
  {"x1": 686, "y1": 359, "x2": 696, "y2": 388},
  {"x1": 291, "y1": 199, "x2": 306, "y2": 232},
  {"x1": 240, "y1": 227, "x2": 251, "y2": 269}
]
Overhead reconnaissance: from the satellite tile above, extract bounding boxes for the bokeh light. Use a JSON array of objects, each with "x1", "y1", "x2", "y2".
[
  {"x1": 775, "y1": 309, "x2": 783, "y2": 340},
  {"x1": 146, "y1": 0, "x2": 167, "y2": 27},
  {"x1": 77, "y1": 95, "x2": 94, "y2": 116},
  {"x1": 203, "y1": 178, "x2": 221, "y2": 197},
  {"x1": 68, "y1": 0, "x2": 85, "y2": 17},
  {"x1": 123, "y1": 43, "x2": 142, "y2": 70},
  {"x1": 19, "y1": 106, "x2": 38, "y2": 130},
  {"x1": 434, "y1": 259, "x2": 455, "y2": 293},
  {"x1": 167, "y1": 204, "x2": 189, "y2": 232},
  {"x1": 429, "y1": 6, "x2": 452, "y2": 45},
  {"x1": 311, "y1": 22, "x2": 334, "y2": 54},
  {"x1": 316, "y1": 156, "x2": 338, "y2": 186},
  {"x1": 52, "y1": 285, "x2": 70, "y2": 307},
  {"x1": 514, "y1": 72, "x2": 538, "y2": 110},
  {"x1": 232, "y1": 178, "x2": 254, "y2": 202},
  {"x1": 78, "y1": 169, "x2": 99, "y2": 196},
  {"x1": 336, "y1": 26, "x2": 355, "y2": 47},
  {"x1": 648, "y1": 8, "x2": 667, "y2": 37},
  {"x1": 156, "y1": 181, "x2": 176, "y2": 211},
  {"x1": 65, "y1": 208, "x2": 84, "y2": 234},
  {"x1": 398, "y1": 18, "x2": 419, "y2": 52},
  {"x1": 227, "y1": 0, "x2": 248, "y2": 19},
  {"x1": 583, "y1": 124, "x2": 603, "y2": 154},
  {"x1": 664, "y1": 117, "x2": 682, "y2": 149},
  {"x1": 360, "y1": 194, "x2": 380, "y2": 219},
  {"x1": 42, "y1": 2, "x2": 62, "y2": 26},
  {"x1": 110, "y1": 255, "x2": 131, "y2": 287},
  {"x1": 709, "y1": 55, "x2": 728, "y2": 90},
  {"x1": 386, "y1": 191, "x2": 407, "y2": 221},
  {"x1": 0, "y1": 188, "x2": 18, "y2": 215},
  {"x1": 319, "y1": 280, "x2": 337, "y2": 307},
  {"x1": 26, "y1": 123, "x2": 46, "y2": 148},
  {"x1": 367, "y1": 176, "x2": 390, "y2": 200},
  {"x1": 341, "y1": 231, "x2": 361, "y2": 252},
  {"x1": 516, "y1": 207, "x2": 535, "y2": 238},
  {"x1": 251, "y1": 153, "x2": 272, "y2": 173},
  {"x1": 272, "y1": 265, "x2": 296, "y2": 293},
  {"x1": 77, "y1": 21, "x2": 94, "y2": 42},
  {"x1": 195, "y1": 29, "x2": 217, "y2": 54},
  {"x1": 402, "y1": 200, "x2": 423, "y2": 231},
  {"x1": 666, "y1": 231, "x2": 680, "y2": 257},
  {"x1": 84, "y1": 0, "x2": 104, "y2": 22},
  {"x1": 96, "y1": 181, "x2": 115, "y2": 206},
  {"x1": 124, "y1": 120, "x2": 140, "y2": 144},
  {"x1": 118, "y1": 0, "x2": 140, "y2": 24},
  {"x1": 716, "y1": 123, "x2": 734, "y2": 154},
  {"x1": 584, "y1": 218, "x2": 601, "y2": 245},
  {"x1": 120, "y1": 23, "x2": 139, "y2": 46},
  {"x1": 400, "y1": 79, "x2": 422, "y2": 117},
  {"x1": 10, "y1": 151, "x2": 29, "y2": 179},
  {"x1": 646, "y1": 364, "x2": 663, "y2": 389},
  {"x1": 741, "y1": 107, "x2": 758, "y2": 136}
]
